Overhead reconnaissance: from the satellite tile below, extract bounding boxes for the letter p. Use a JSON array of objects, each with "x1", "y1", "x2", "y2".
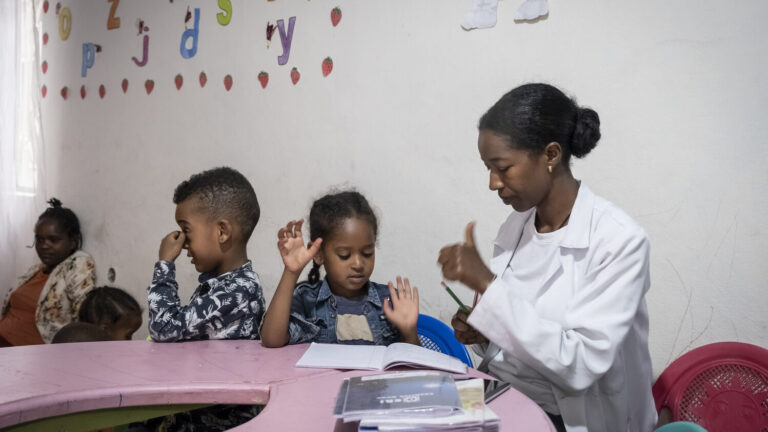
[{"x1": 81, "y1": 43, "x2": 95, "y2": 77}]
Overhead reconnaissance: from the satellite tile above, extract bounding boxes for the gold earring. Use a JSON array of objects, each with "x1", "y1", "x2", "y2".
[{"x1": 548, "y1": 165, "x2": 553, "y2": 173}]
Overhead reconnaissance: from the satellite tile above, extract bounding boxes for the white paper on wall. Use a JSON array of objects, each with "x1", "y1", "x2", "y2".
[
  {"x1": 461, "y1": 0, "x2": 498, "y2": 30},
  {"x1": 461, "y1": 0, "x2": 549, "y2": 30},
  {"x1": 514, "y1": 0, "x2": 549, "y2": 21}
]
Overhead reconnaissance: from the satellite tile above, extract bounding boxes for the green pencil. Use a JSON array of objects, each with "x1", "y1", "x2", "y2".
[{"x1": 441, "y1": 281, "x2": 471, "y2": 314}]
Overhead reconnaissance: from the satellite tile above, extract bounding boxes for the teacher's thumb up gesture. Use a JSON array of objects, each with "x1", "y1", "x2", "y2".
[{"x1": 438, "y1": 222, "x2": 495, "y2": 294}]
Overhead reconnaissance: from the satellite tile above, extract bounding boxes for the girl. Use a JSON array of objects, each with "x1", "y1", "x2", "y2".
[
  {"x1": 261, "y1": 190, "x2": 419, "y2": 348},
  {"x1": 0, "y1": 198, "x2": 96, "y2": 346},
  {"x1": 78, "y1": 286, "x2": 142, "y2": 340}
]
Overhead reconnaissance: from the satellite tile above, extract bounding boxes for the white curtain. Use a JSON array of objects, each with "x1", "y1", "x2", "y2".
[{"x1": 0, "y1": 0, "x2": 47, "y2": 297}]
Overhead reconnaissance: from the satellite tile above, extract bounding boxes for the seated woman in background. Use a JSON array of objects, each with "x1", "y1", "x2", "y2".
[{"x1": 0, "y1": 198, "x2": 96, "y2": 346}]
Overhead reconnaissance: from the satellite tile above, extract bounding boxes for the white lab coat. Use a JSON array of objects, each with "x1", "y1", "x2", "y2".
[{"x1": 467, "y1": 183, "x2": 657, "y2": 432}]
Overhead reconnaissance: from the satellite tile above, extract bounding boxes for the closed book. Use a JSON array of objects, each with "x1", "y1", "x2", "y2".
[
  {"x1": 357, "y1": 378, "x2": 500, "y2": 431},
  {"x1": 334, "y1": 371, "x2": 462, "y2": 423}
]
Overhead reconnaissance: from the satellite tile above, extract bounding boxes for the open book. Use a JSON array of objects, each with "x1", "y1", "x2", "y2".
[{"x1": 295, "y1": 342, "x2": 468, "y2": 374}]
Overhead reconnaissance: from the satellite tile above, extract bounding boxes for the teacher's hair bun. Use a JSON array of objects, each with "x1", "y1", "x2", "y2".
[
  {"x1": 570, "y1": 107, "x2": 601, "y2": 159},
  {"x1": 47, "y1": 197, "x2": 63, "y2": 208}
]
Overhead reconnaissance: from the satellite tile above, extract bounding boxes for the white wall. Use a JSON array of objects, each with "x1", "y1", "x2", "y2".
[{"x1": 14, "y1": 0, "x2": 768, "y2": 376}]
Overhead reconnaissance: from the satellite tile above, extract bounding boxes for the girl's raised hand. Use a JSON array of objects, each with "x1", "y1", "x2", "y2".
[
  {"x1": 383, "y1": 276, "x2": 420, "y2": 345},
  {"x1": 277, "y1": 219, "x2": 322, "y2": 274}
]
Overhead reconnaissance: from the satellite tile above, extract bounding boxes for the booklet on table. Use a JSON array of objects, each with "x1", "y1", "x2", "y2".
[{"x1": 333, "y1": 371, "x2": 463, "y2": 423}]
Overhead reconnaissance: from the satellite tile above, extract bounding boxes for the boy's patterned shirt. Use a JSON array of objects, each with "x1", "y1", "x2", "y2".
[{"x1": 147, "y1": 260, "x2": 265, "y2": 342}]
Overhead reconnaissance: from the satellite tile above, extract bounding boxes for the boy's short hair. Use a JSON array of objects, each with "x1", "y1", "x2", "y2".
[
  {"x1": 52, "y1": 322, "x2": 111, "y2": 343},
  {"x1": 173, "y1": 167, "x2": 260, "y2": 241}
]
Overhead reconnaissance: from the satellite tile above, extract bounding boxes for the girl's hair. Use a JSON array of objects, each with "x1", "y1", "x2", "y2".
[
  {"x1": 478, "y1": 83, "x2": 601, "y2": 165},
  {"x1": 78, "y1": 286, "x2": 142, "y2": 327},
  {"x1": 38, "y1": 198, "x2": 83, "y2": 250},
  {"x1": 307, "y1": 190, "x2": 378, "y2": 284}
]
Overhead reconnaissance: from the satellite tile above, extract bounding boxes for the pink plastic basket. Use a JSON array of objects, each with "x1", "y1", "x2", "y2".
[{"x1": 653, "y1": 342, "x2": 768, "y2": 432}]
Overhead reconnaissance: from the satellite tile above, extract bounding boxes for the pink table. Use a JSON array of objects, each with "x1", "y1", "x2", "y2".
[{"x1": 0, "y1": 340, "x2": 554, "y2": 431}]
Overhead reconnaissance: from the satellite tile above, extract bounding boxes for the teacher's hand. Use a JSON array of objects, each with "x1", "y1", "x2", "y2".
[
  {"x1": 438, "y1": 222, "x2": 495, "y2": 293},
  {"x1": 451, "y1": 309, "x2": 488, "y2": 345}
]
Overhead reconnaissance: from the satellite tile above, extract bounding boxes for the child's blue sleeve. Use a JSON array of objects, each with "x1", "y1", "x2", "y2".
[{"x1": 286, "y1": 287, "x2": 322, "y2": 344}]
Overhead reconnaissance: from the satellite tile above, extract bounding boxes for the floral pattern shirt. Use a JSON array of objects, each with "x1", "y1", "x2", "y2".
[
  {"x1": 2, "y1": 250, "x2": 96, "y2": 344},
  {"x1": 147, "y1": 260, "x2": 265, "y2": 342}
]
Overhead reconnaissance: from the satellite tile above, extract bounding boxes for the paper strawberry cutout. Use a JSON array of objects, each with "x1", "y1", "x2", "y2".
[
  {"x1": 290, "y1": 67, "x2": 300, "y2": 85},
  {"x1": 199, "y1": 71, "x2": 207, "y2": 88},
  {"x1": 331, "y1": 7, "x2": 342, "y2": 27},
  {"x1": 258, "y1": 71, "x2": 269, "y2": 89},
  {"x1": 121, "y1": 78, "x2": 129, "y2": 93},
  {"x1": 80, "y1": 85, "x2": 86, "y2": 99},
  {"x1": 266, "y1": 22, "x2": 276, "y2": 47},
  {"x1": 175, "y1": 74, "x2": 183, "y2": 90},
  {"x1": 60, "y1": 86, "x2": 68, "y2": 100},
  {"x1": 223, "y1": 74, "x2": 233, "y2": 91},
  {"x1": 55, "y1": 2, "x2": 61, "y2": 14},
  {"x1": 144, "y1": 79, "x2": 154, "y2": 95},
  {"x1": 322, "y1": 57, "x2": 333, "y2": 77},
  {"x1": 41, "y1": 85, "x2": 47, "y2": 98},
  {"x1": 43, "y1": 0, "x2": 49, "y2": 13},
  {"x1": 42, "y1": 61, "x2": 48, "y2": 74},
  {"x1": 43, "y1": 33, "x2": 49, "y2": 45},
  {"x1": 99, "y1": 84, "x2": 106, "y2": 99}
]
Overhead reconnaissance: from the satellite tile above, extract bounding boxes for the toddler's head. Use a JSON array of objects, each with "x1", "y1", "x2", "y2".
[
  {"x1": 308, "y1": 191, "x2": 378, "y2": 298},
  {"x1": 173, "y1": 167, "x2": 260, "y2": 274},
  {"x1": 78, "y1": 286, "x2": 142, "y2": 340},
  {"x1": 52, "y1": 322, "x2": 111, "y2": 344}
]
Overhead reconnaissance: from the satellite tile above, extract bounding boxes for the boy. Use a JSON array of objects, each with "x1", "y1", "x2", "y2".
[
  {"x1": 147, "y1": 166, "x2": 264, "y2": 342},
  {"x1": 142, "y1": 167, "x2": 265, "y2": 430}
]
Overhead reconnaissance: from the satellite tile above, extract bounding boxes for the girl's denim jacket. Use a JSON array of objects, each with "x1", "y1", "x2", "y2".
[{"x1": 286, "y1": 278, "x2": 401, "y2": 346}]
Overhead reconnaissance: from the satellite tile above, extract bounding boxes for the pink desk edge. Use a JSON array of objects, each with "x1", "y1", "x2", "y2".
[{"x1": 0, "y1": 340, "x2": 555, "y2": 431}]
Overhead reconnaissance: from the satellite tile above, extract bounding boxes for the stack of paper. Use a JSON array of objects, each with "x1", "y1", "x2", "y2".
[
  {"x1": 357, "y1": 378, "x2": 500, "y2": 431},
  {"x1": 334, "y1": 371, "x2": 463, "y2": 422},
  {"x1": 333, "y1": 371, "x2": 500, "y2": 431}
]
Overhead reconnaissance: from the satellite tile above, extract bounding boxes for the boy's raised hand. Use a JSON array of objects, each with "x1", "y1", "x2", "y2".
[
  {"x1": 383, "y1": 276, "x2": 420, "y2": 345},
  {"x1": 277, "y1": 219, "x2": 323, "y2": 274},
  {"x1": 159, "y1": 231, "x2": 185, "y2": 262}
]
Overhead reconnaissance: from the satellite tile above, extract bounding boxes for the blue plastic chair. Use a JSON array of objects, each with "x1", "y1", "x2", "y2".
[
  {"x1": 654, "y1": 422, "x2": 708, "y2": 432},
  {"x1": 416, "y1": 314, "x2": 473, "y2": 368}
]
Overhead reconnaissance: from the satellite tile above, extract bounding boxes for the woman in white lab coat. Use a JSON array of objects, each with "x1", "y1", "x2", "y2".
[{"x1": 438, "y1": 83, "x2": 656, "y2": 432}]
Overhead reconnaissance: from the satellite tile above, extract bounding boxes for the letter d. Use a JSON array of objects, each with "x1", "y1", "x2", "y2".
[{"x1": 180, "y1": 8, "x2": 200, "y2": 59}]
